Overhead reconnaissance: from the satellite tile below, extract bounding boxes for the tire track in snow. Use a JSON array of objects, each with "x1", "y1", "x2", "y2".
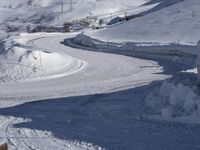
[{"x1": 4, "y1": 118, "x2": 37, "y2": 150}]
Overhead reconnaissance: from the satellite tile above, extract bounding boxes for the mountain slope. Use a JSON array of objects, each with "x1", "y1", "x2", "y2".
[{"x1": 87, "y1": 0, "x2": 200, "y2": 44}]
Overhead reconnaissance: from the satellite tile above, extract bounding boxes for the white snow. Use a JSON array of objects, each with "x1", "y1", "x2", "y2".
[
  {"x1": 0, "y1": 33, "x2": 87, "y2": 83},
  {"x1": 0, "y1": 0, "x2": 151, "y2": 29},
  {"x1": 0, "y1": 33, "x2": 168, "y2": 150},
  {"x1": 86, "y1": 0, "x2": 200, "y2": 45},
  {"x1": 1, "y1": 0, "x2": 200, "y2": 150},
  {"x1": 146, "y1": 80, "x2": 200, "y2": 124}
]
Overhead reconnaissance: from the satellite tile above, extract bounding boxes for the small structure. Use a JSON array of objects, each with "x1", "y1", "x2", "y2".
[
  {"x1": 63, "y1": 22, "x2": 73, "y2": 32},
  {"x1": 45, "y1": 26, "x2": 64, "y2": 32},
  {"x1": 28, "y1": 25, "x2": 65, "y2": 33},
  {"x1": 107, "y1": 16, "x2": 125, "y2": 25}
]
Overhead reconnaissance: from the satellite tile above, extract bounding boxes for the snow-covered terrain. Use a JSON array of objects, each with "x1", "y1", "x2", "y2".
[
  {"x1": 0, "y1": 0, "x2": 151, "y2": 30},
  {"x1": 0, "y1": 33, "x2": 86, "y2": 83},
  {"x1": 0, "y1": 32, "x2": 168, "y2": 150},
  {"x1": 1, "y1": 0, "x2": 200, "y2": 150},
  {"x1": 86, "y1": 0, "x2": 200, "y2": 44},
  {"x1": 1, "y1": 32, "x2": 199, "y2": 150}
]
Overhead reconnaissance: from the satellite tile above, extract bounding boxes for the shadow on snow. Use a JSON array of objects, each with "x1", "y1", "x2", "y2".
[
  {"x1": 142, "y1": 0, "x2": 184, "y2": 16},
  {"x1": 0, "y1": 54, "x2": 199, "y2": 149}
]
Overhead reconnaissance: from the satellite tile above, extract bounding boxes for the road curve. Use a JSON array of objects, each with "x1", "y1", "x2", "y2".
[
  {"x1": 0, "y1": 33, "x2": 166, "y2": 105},
  {"x1": 0, "y1": 33, "x2": 169, "y2": 150}
]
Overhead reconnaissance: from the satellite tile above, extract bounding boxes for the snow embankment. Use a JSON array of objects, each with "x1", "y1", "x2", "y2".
[
  {"x1": 73, "y1": 34, "x2": 196, "y2": 58},
  {"x1": 0, "y1": 33, "x2": 85, "y2": 83}
]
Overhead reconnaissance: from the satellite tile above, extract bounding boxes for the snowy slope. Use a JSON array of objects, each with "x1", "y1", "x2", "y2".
[
  {"x1": 87, "y1": 0, "x2": 200, "y2": 44},
  {"x1": 0, "y1": 0, "x2": 151, "y2": 29}
]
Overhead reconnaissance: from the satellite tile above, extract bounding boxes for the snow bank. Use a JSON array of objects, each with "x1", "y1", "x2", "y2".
[
  {"x1": 0, "y1": 33, "x2": 84, "y2": 83},
  {"x1": 73, "y1": 33, "x2": 196, "y2": 57},
  {"x1": 145, "y1": 78, "x2": 200, "y2": 124}
]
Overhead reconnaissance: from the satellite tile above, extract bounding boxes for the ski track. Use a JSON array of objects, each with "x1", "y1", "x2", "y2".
[{"x1": 0, "y1": 33, "x2": 193, "y2": 150}]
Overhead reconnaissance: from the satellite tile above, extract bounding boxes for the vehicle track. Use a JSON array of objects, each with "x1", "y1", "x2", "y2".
[{"x1": 5, "y1": 118, "x2": 37, "y2": 150}]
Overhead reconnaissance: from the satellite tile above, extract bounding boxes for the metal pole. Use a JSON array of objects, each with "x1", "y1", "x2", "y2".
[
  {"x1": 39, "y1": 51, "x2": 43, "y2": 77},
  {"x1": 192, "y1": 9, "x2": 195, "y2": 18},
  {"x1": 61, "y1": 2, "x2": 64, "y2": 13},
  {"x1": 89, "y1": 11, "x2": 92, "y2": 23},
  {"x1": 69, "y1": 0, "x2": 73, "y2": 12}
]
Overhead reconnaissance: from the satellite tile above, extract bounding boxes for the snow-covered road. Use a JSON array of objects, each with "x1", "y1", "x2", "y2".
[
  {"x1": 0, "y1": 33, "x2": 165, "y2": 105},
  {"x1": 0, "y1": 33, "x2": 198, "y2": 150}
]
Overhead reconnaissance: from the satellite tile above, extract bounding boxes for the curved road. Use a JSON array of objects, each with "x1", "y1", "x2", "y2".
[
  {"x1": 0, "y1": 33, "x2": 165, "y2": 105},
  {"x1": 0, "y1": 33, "x2": 191, "y2": 150}
]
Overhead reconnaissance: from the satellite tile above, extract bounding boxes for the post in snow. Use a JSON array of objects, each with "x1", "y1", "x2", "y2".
[{"x1": 197, "y1": 41, "x2": 200, "y2": 83}]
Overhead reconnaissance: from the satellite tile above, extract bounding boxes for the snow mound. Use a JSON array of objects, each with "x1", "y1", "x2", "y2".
[
  {"x1": 0, "y1": 33, "x2": 85, "y2": 83},
  {"x1": 20, "y1": 50, "x2": 73, "y2": 74},
  {"x1": 146, "y1": 79, "x2": 200, "y2": 124},
  {"x1": 0, "y1": 48, "x2": 69, "y2": 83},
  {"x1": 73, "y1": 33, "x2": 197, "y2": 57}
]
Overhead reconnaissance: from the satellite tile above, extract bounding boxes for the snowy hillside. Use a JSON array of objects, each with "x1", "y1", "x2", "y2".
[
  {"x1": 87, "y1": 0, "x2": 200, "y2": 44},
  {"x1": 0, "y1": 0, "x2": 150, "y2": 30}
]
